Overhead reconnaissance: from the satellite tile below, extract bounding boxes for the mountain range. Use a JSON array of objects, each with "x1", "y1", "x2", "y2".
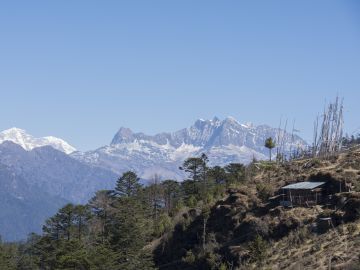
[
  {"x1": 72, "y1": 117, "x2": 307, "y2": 179},
  {"x1": 0, "y1": 117, "x2": 307, "y2": 240}
]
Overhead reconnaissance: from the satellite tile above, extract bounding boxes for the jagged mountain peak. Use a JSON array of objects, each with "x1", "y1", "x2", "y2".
[
  {"x1": 109, "y1": 117, "x2": 307, "y2": 149},
  {"x1": 0, "y1": 127, "x2": 76, "y2": 154},
  {"x1": 111, "y1": 127, "x2": 135, "y2": 145},
  {"x1": 75, "y1": 117, "x2": 308, "y2": 180}
]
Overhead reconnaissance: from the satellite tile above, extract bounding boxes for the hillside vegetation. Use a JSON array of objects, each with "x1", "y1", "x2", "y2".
[{"x1": 1, "y1": 146, "x2": 360, "y2": 269}]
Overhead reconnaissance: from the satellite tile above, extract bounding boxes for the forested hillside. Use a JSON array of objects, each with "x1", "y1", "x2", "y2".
[{"x1": 1, "y1": 143, "x2": 360, "y2": 269}]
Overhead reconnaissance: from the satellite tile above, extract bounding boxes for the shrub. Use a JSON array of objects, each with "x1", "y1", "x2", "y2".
[
  {"x1": 288, "y1": 227, "x2": 310, "y2": 246},
  {"x1": 205, "y1": 251, "x2": 222, "y2": 270},
  {"x1": 182, "y1": 250, "x2": 196, "y2": 264},
  {"x1": 256, "y1": 183, "x2": 274, "y2": 202},
  {"x1": 312, "y1": 158, "x2": 321, "y2": 167},
  {"x1": 153, "y1": 214, "x2": 173, "y2": 237},
  {"x1": 344, "y1": 198, "x2": 360, "y2": 221},
  {"x1": 348, "y1": 223, "x2": 358, "y2": 234},
  {"x1": 187, "y1": 195, "x2": 197, "y2": 208},
  {"x1": 248, "y1": 234, "x2": 268, "y2": 264}
]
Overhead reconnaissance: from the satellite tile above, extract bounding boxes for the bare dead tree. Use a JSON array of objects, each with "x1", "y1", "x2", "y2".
[
  {"x1": 280, "y1": 119, "x2": 288, "y2": 160},
  {"x1": 313, "y1": 97, "x2": 344, "y2": 157},
  {"x1": 313, "y1": 114, "x2": 319, "y2": 157},
  {"x1": 276, "y1": 116, "x2": 282, "y2": 161}
]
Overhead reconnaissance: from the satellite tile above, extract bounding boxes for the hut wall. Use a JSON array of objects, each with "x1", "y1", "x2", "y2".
[{"x1": 283, "y1": 189, "x2": 322, "y2": 206}]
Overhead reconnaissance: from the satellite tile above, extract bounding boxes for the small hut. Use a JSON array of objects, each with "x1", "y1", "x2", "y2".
[{"x1": 280, "y1": 182, "x2": 326, "y2": 207}]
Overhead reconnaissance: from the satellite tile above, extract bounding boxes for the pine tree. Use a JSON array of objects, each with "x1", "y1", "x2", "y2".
[
  {"x1": 74, "y1": 205, "x2": 90, "y2": 240},
  {"x1": 180, "y1": 153, "x2": 209, "y2": 199},
  {"x1": 161, "y1": 180, "x2": 180, "y2": 214},
  {"x1": 224, "y1": 163, "x2": 245, "y2": 185},
  {"x1": 88, "y1": 190, "x2": 113, "y2": 242},
  {"x1": 248, "y1": 234, "x2": 268, "y2": 264},
  {"x1": 43, "y1": 213, "x2": 62, "y2": 240},
  {"x1": 265, "y1": 137, "x2": 276, "y2": 161},
  {"x1": 180, "y1": 157, "x2": 204, "y2": 182},
  {"x1": 88, "y1": 243, "x2": 120, "y2": 270},
  {"x1": 57, "y1": 204, "x2": 76, "y2": 241},
  {"x1": 114, "y1": 171, "x2": 141, "y2": 197},
  {"x1": 200, "y1": 153, "x2": 209, "y2": 190},
  {"x1": 109, "y1": 196, "x2": 154, "y2": 269},
  {"x1": 208, "y1": 166, "x2": 227, "y2": 185},
  {"x1": 43, "y1": 204, "x2": 85, "y2": 241},
  {"x1": 56, "y1": 239, "x2": 91, "y2": 270}
]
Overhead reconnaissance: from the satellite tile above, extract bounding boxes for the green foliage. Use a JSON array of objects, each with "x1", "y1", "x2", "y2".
[
  {"x1": 224, "y1": 163, "x2": 246, "y2": 185},
  {"x1": 256, "y1": 183, "x2": 274, "y2": 202},
  {"x1": 0, "y1": 157, "x2": 263, "y2": 270},
  {"x1": 219, "y1": 263, "x2": 228, "y2": 270},
  {"x1": 182, "y1": 250, "x2": 196, "y2": 264},
  {"x1": 186, "y1": 195, "x2": 198, "y2": 208},
  {"x1": 115, "y1": 171, "x2": 141, "y2": 197},
  {"x1": 181, "y1": 154, "x2": 210, "y2": 199},
  {"x1": 15, "y1": 169, "x2": 157, "y2": 270},
  {"x1": 88, "y1": 190, "x2": 112, "y2": 241},
  {"x1": 180, "y1": 157, "x2": 206, "y2": 182},
  {"x1": 55, "y1": 240, "x2": 90, "y2": 270},
  {"x1": 182, "y1": 180, "x2": 200, "y2": 200},
  {"x1": 265, "y1": 137, "x2": 276, "y2": 161},
  {"x1": 173, "y1": 198, "x2": 185, "y2": 214},
  {"x1": 16, "y1": 233, "x2": 41, "y2": 269},
  {"x1": 153, "y1": 214, "x2": 172, "y2": 237},
  {"x1": 43, "y1": 203, "x2": 90, "y2": 241},
  {"x1": 161, "y1": 180, "x2": 181, "y2": 214},
  {"x1": 248, "y1": 234, "x2": 268, "y2": 264},
  {"x1": 87, "y1": 244, "x2": 119, "y2": 270},
  {"x1": 0, "y1": 240, "x2": 17, "y2": 270},
  {"x1": 208, "y1": 166, "x2": 227, "y2": 184},
  {"x1": 109, "y1": 197, "x2": 151, "y2": 257},
  {"x1": 204, "y1": 251, "x2": 222, "y2": 270}
]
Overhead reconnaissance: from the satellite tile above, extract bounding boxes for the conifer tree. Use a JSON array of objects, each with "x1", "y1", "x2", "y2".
[
  {"x1": 208, "y1": 166, "x2": 227, "y2": 184},
  {"x1": 88, "y1": 190, "x2": 113, "y2": 242},
  {"x1": 265, "y1": 137, "x2": 276, "y2": 161},
  {"x1": 114, "y1": 171, "x2": 141, "y2": 197},
  {"x1": 161, "y1": 180, "x2": 180, "y2": 214},
  {"x1": 180, "y1": 157, "x2": 204, "y2": 182},
  {"x1": 74, "y1": 205, "x2": 90, "y2": 240},
  {"x1": 109, "y1": 195, "x2": 154, "y2": 269},
  {"x1": 225, "y1": 163, "x2": 245, "y2": 184}
]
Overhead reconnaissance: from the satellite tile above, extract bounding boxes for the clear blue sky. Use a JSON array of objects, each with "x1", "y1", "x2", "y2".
[{"x1": 0, "y1": 1, "x2": 359, "y2": 151}]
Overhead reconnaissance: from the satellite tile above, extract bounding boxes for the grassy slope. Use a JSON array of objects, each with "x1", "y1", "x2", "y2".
[{"x1": 154, "y1": 146, "x2": 360, "y2": 269}]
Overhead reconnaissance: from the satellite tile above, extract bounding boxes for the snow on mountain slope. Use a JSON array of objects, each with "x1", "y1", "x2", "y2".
[
  {"x1": 0, "y1": 140, "x2": 117, "y2": 241},
  {"x1": 72, "y1": 117, "x2": 308, "y2": 180},
  {"x1": 0, "y1": 128, "x2": 76, "y2": 154}
]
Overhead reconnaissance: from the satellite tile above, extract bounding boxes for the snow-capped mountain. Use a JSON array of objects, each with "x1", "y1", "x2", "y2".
[
  {"x1": 72, "y1": 117, "x2": 308, "y2": 180},
  {"x1": 0, "y1": 141, "x2": 117, "y2": 241},
  {"x1": 0, "y1": 128, "x2": 76, "y2": 154}
]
